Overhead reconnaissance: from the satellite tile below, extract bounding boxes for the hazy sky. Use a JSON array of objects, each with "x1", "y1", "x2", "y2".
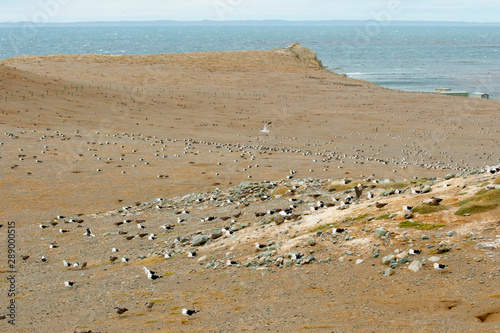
[{"x1": 2, "y1": 0, "x2": 499, "y2": 23}]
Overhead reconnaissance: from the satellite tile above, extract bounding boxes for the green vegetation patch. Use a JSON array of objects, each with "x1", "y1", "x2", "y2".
[
  {"x1": 375, "y1": 213, "x2": 392, "y2": 220},
  {"x1": 411, "y1": 204, "x2": 448, "y2": 214},
  {"x1": 398, "y1": 220, "x2": 445, "y2": 230},
  {"x1": 455, "y1": 188, "x2": 500, "y2": 216},
  {"x1": 344, "y1": 213, "x2": 369, "y2": 222},
  {"x1": 378, "y1": 181, "x2": 410, "y2": 189},
  {"x1": 272, "y1": 186, "x2": 291, "y2": 196},
  {"x1": 310, "y1": 223, "x2": 339, "y2": 232}
]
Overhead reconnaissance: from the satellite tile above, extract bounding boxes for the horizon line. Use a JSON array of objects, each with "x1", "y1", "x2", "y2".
[{"x1": 1, "y1": 19, "x2": 499, "y2": 25}]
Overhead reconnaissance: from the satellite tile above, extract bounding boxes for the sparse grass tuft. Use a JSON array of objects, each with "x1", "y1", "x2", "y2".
[
  {"x1": 378, "y1": 181, "x2": 409, "y2": 189},
  {"x1": 398, "y1": 220, "x2": 445, "y2": 230},
  {"x1": 411, "y1": 204, "x2": 448, "y2": 214},
  {"x1": 140, "y1": 256, "x2": 165, "y2": 265},
  {"x1": 150, "y1": 299, "x2": 164, "y2": 303},
  {"x1": 301, "y1": 325, "x2": 333, "y2": 329},
  {"x1": 375, "y1": 213, "x2": 392, "y2": 220},
  {"x1": 455, "y1": 188, "x2": 500, "y2": 215},
  {"x1": 272, "y1": 186, "x2": 290, "y2": 196},
  {"x1": 345, "y1": 213, "x2": 369, "y2": 221},
  {"x1": 310, "y1": 223, "x2": 338, "y2": 232}
]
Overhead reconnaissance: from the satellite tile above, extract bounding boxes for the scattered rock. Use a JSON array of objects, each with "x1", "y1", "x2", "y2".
[
  {"x1": 383, "y1": 189, "x2": 395, "y2": 196},
  {"x1": 475, "y1": 241, "x2": 499, "y2": 250},
  {"x1": 396, "y1": 252, "x2": 408, "y2": 259},
  {"x1": 444, "y1": 173, "x2": 455, "y2": 180},
  {"x1": 408, "y1": 260, "x2": 422, "y2": 272},
  {"x1": 191, "y1": 235, "x2": 208, "y2": 246},
  {"x1": 211, "y1": 229, "x2": 223, "y2": 239},
  {"x1": 421, "y1": 185, "x2": 432, "y2": 193},
  {"x1": 382, "y1": 254, "x2": 396, "y2": 265},
  {"x1": 375, "y1": 227, "x2": 387, "y2": 238},
  {"x1": 304, "y1": 255, "x2": 315, "y2": 264}
]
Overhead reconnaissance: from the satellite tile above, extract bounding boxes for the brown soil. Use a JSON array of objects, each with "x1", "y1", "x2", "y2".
[{"x1": 0, "y1": 47, "x2": 499, "y2": 332}]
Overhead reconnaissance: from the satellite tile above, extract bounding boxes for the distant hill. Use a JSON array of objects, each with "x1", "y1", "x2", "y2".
[{"x1": 0, "y1": 19, "x2": 499, "y2": 27}]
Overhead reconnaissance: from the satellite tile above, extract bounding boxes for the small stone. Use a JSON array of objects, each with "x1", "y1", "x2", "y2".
[
  {"x1": 446, "y1": 230, "x2": 456, "y2": 236},
  {"x1": 421, "y1": 235, "x2": 430, "y2": 240},
  {"x1": 211, "y1": 229, "x2": 223, "y2": 239},
  {"x1": 475, "y1": 241, "x2": 499, "y2": 250},
  {"x1": 258, "y1": 251, "x2": 273, "y2": 258},
  {"x1": 383, "y1": 189, "x2": 395, "y2": 196},
  {"x1": 283, "y1": 260, "x2": 292, "y2": 268},
  {"x1": 243, "y1": 260, "x2": 253, "y2": 267},
  {"x1": 306, "y1": 255, "x2": 315, "y2": 263},
  {"x1": 421, "y1": 185, "x2": 432, "y2": 193},
  {"x1": 239, "y1": 181, "x2": 251, "y2": 187},
  {"x1": 197, "y1": 255, "x2": 207, "y2": 263},
  {"x1": 191, "y1": 235, "x2": 208, "y2": 246},
  {"x1": 307, "y1": 238, "x2": 316, "y2": 246},
  {"x1": 398, "y1": 257, "x2": 408, "y2": 264},
  {"x1": 375, "y1": 227, "x2": 387, "y2": 238},
  {"x1": 396, "y1": 252, "x2": 408, "y2": 259},
  {"x1": 383, "y1": 268, "x2": 395, "y2": 276},
  {"x1": 382, "y1": 254, "x2": 396, "y2": 265},
  {"x1": 428, "y1": 256, "x2": 441, "y2": 262},
  {"x1": 355, "y1": 259, "x2": 364, "y2": 265},
  {"x1": 443, "y1": 173, "x2": 455, "y2": 180},
  {"x1": 408, "y1": 260, "x2": 422, "y2": 272}
]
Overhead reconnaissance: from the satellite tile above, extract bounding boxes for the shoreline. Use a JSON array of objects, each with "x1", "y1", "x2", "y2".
[{"x1": 1, "y1": 24, "x2": 498, "y2": 98}]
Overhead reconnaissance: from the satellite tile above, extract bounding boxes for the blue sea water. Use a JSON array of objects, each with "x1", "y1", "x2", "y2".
[{"x1": 0, "y1": 24, "x2": 498, "y2": 98}]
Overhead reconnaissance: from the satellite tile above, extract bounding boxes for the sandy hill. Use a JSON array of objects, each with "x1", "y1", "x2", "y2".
[{"x1": 0, "y1": 44, "x2": 499, "y2": 332}]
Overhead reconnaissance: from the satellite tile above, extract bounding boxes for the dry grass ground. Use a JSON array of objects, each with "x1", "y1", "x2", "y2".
[{"x1": 0, "y1": 47, "x2": 499, "y2": 332}]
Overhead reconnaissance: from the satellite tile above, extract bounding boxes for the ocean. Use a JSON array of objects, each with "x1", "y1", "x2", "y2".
[{"x1": 1, "y1": 24, "x2": 498, "y2": 98}]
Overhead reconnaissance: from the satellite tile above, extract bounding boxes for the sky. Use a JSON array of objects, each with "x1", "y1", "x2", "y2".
[{"x1": 1, "y1": 0, "x2": 499, "y2": 23}]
